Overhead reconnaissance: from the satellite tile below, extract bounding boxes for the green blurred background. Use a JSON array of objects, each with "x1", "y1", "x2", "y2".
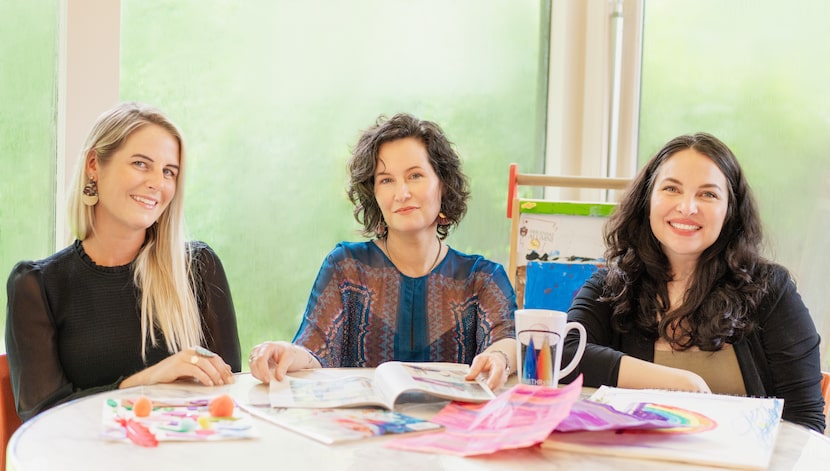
[{"x1": 2, "y1": 0, "x2": 828, "y2": 369}]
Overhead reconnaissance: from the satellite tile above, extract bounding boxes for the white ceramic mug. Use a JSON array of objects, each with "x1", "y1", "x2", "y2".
[{"x1": 515, "y1": 309, "x2": 587, "y2": 387}]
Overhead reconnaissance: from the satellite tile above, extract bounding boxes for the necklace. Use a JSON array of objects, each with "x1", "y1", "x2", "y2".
[{"x1": 384, "y1": 236, "x2": 442, "y2": 276}]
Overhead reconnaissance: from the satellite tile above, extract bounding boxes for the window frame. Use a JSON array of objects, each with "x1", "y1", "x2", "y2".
[{"x1": 57, "y1": 0, "x2": 121, "y2": 248}]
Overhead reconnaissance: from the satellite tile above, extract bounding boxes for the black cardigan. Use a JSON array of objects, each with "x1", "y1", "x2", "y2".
[{"x1": 562, "y1": 266, "x2": 826, "y2": 433}]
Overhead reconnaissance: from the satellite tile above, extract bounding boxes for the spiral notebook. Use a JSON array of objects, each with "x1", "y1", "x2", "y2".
[{"x1": 543, "y1": 386, "x2": 783, "y2": 470}]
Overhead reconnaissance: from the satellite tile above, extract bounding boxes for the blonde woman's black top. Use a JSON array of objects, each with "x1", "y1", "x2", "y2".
[{"x1": 5, "y1": 240, "x2": 241, "y2": 422}]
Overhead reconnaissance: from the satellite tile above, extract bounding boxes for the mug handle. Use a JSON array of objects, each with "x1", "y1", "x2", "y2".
[{"x1": 559, "y1": 322, "x2": 587, "y2": 377}]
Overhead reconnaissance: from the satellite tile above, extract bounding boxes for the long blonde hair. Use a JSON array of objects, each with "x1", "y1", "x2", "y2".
[{"x1": 68, "y1": 102, "x2": 203, "y2": 358}]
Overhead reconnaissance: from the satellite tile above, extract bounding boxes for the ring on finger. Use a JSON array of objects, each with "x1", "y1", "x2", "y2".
[
  {"x1": 193, "y1": 346, "x2": 217, "y2": 358},
  {"x1": 190, "y1": 355, "x2": 199, "y2": 365}
]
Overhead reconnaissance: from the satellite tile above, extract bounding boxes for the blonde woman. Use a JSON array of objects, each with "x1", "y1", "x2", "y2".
[{"x1": 6, "y1": 102, "x2": 240, "y2": 421}]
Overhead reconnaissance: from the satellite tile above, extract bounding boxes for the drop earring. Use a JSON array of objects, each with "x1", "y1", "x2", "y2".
[
  {"x1": 82, "y1": 177, "x2": 98, "y2": 206},
  {"x1": 437, "y1": 212, "x2": 451, "y2": 226},
  {"x1": 375, "y1": 220, "x2": 388, "y2": 238}
]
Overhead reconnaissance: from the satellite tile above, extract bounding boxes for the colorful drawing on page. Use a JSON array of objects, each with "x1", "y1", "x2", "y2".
[
  {"x1": 241, "y1": 406, "x2": 443, "y2": 444},
  {"x1": 101, "y1": 396, "x2": 257, "y2": 445},
  {"x1": 626, "y1": 402, "x2": 717, "y2": 433},
  {"x1": 289, "y1": 375, "x2": 376, "y2": 403},
  {"x1": 555, "y1": 398, "x2": 708, "y2": 432},
  {"x1": 401, "y1": 364, "x2": 492, "y2": 400},
  {"x1": 544, "y1": 387, "x2": 784, "y2": 470}
]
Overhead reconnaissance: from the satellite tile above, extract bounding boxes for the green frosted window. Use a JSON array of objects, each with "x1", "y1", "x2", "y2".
[{"x1": 120, "y1": 0, "x2": 549, "y2": 353}]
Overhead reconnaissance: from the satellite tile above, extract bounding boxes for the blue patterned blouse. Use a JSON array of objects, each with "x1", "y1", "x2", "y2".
[{"x1": 293, "y1": 241, "x2": 517, "y2": 367}]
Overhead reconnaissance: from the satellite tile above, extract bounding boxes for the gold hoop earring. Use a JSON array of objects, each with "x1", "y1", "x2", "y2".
[{"x1": 82, "y1": 178, "x2": 98, "y2": 206}]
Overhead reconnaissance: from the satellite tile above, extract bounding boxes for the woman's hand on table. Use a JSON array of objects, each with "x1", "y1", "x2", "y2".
[
  {"x1": 119, "y1": 347, "x2": 235, "y2": 389},
  {"x1": 466, "y1": 339, "x2": 517, "y2": 390},
  {"x1": 618, "y1": 355, "x2": 712, "y2": 393},
  {"x1": 248, "y1": 341, "x2": 321, "y2": 382}
]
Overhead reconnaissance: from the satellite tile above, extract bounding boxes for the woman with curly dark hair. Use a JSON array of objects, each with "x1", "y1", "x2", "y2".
[
  {"x1": 249, "y1": 113, "x2": 517, "y2": 390},
  {"x1": 562, "y1": 132, "x2": 825, "y2": 432}
]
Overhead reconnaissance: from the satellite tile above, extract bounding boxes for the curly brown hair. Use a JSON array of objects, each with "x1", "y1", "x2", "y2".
[
  {"x1": 346, "y1": 113, "x2": 470, "y2": 240},
  {"x1": 602, "y1": 132, "x2": 773, "y2": 351}
]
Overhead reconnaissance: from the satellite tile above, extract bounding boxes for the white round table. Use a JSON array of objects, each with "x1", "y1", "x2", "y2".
[{"x1": 7, "y1": 371, "x2": 830, "y2": 471}]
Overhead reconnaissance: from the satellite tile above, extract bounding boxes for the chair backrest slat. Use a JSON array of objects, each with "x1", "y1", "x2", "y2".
[{"x1": 1, "y1": 353, "x2": 22, "y2": 471}]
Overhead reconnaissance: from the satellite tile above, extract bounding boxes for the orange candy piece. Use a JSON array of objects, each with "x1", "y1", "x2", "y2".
[
  {"x1": 208, "y1": 394, "x2": 235, "y2": 417},
  {"x1": 133, "y1": 396, "x2": 153, "y2": 417}
]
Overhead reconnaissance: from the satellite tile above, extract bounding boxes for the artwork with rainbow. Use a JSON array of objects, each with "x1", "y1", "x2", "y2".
[{"x1": 544, "y1": 386, "x2": 783, "y2": 471}]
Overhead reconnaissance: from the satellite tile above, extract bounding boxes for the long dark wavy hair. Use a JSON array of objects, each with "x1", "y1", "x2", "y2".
[
  {"x1": 602, "y1": 132, "x2": 772, "y2": 351},
  {"x1": 346, "y1": 113, "x2": 470, "y2": 240}
]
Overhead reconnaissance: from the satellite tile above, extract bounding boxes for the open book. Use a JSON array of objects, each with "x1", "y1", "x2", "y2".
[
  {"x1": 543, "y1": 386, "x2": 783, "y2": 470},
  {"x1": 269, "y1": 361, "x2": 495, "y2": 410}
]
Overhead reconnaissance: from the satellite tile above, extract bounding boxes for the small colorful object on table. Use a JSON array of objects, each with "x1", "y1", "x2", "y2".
[
  {"x1": 101, "y1": 395, "x2": 257, "y2": 446},
  {"x1": 208, "y1": 394, "x2": 235, "y2": 418},
  {"x1": 132, "y1": 396, "x2": 153, "y2": 418}
]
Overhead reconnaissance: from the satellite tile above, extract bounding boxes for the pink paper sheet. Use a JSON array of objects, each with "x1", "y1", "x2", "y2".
[{"x1": 385, "y1": 376, "x2": 583, "y2": 456}]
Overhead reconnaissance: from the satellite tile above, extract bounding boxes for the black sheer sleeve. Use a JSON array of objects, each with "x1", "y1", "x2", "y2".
[
  {"x1": 190, "y1": 242, "x2": 241, "y2": 372},
  {"x1": 5, "y1": 262, "x2": 96, "y2": 421}
]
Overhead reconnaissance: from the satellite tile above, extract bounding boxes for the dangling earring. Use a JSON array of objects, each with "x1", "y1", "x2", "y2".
[
  {"x1": 82, "y1": 177, "x2": 98, "y2": 206},
  {"x1": 375, "y1": 220, "x2": 388, "y2": 238},
  {"x1": 437, "y1": 212, "x2": 451, "y2": 226}
]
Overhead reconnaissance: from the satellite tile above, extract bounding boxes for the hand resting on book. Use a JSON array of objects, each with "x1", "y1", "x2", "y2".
[
  {"x1": 248, "y1": 338, "x2": 517, "y2": 390},
  {"x1": 249, "y1": 341, "x2": 321, "y2": 382}
]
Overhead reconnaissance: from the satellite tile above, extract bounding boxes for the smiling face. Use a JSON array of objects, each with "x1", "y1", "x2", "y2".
[
  {"x1": 87, "y1": 123, "x2": 180, "y2": 238},
  {"x1": 649, "y1": 148, "x2": 729, "y2": 270},
  {"x1": 373, "y1": 137, "x2": 443, "y2": 237}
]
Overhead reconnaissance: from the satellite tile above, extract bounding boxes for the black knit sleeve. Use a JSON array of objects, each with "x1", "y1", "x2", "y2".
[
  {"x1": 561, "y1": 270, "x2": 625, "y2": 387},
  {"x1": 753, "y1": 265, "x2": 825, "y2": 433}
]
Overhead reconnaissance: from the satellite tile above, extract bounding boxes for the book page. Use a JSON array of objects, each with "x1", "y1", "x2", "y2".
[
  {"x1": 268, "y1": 362, "x2": 494, "y2": 410},
  {"x1": 374, "y1": 362, "x2": 495, "y2": 406},
  {"x1": 269, "y1": 374, "x2": 389, "y2": 409},
  {"x1": 241, "y1": 405, "x2": 442, "y2": 444}
]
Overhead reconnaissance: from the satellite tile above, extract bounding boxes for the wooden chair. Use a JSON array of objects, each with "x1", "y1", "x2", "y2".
[
  {"x1": 1, "y1": 354, "x2": 22, "y2": 471},
  {"x1": 506, "y1": 163, "x2": 630, "y2": 309},
  {"x1": 822, "y1": 370, "x2": 830, "y2": 435}
]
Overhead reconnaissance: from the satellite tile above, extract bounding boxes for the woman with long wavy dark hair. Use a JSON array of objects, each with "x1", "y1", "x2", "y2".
[{"x1": 563, "y1": 132, "x2": 825, "y2": 433}]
